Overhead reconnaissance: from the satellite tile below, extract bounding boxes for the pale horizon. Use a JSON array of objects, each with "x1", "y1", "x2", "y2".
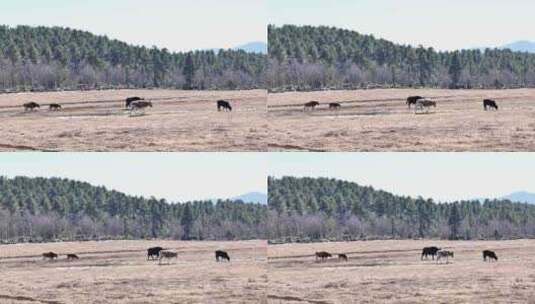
[
  {"x1": 0, "y1": 153, "x2": 267, "y2": 203},
  {"x1": 268, "y1": 153, "x2": 535, "y2": 202}
]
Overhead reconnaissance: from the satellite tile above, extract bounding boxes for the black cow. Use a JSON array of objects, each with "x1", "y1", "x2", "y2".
[
  {"x1": 215, "y1": 250, "x2": 230, "y2": 262},
  {"x1": 421, "y1": 246, "x2": 441, "y2": 260},
  {"x1": 217, "y1": 100, "x2": 232, "y2": 112},
  {"x1": 49, "y1": 104, "x2": 62, "y2": 111},
  {"x1": 329, "y1": 103, "x2": 341, "y2": 110},
  {"x1": 24, "y1": 102, "x2": 40, "y2": 111},
  {"x1": 304, "y1": 101, "x2": 320, "y2": 110},
  {"x1": 126, "y1": 97, "x2": 144, "y2": 108},
  {"x1": 42, "y1": 252, "x2": 58, "y2": 260},
  {"x1": 147, "y1": 247, "x2": 164, "y2": 260},
  {"x1": 407, "y1": 96, "x2": 424, "y2": 109},
  {"x1": 315, "y1": 251, "x2": 332, "y2": 262},
  {"x1": 483, "y1": 250, "x2": 498, "y2": 262},
  {"x1": 483, "y1": 99, "x2": 498, "y2": 111}
]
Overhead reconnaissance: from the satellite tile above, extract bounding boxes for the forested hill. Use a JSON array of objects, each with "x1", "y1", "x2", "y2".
[
  {"x1": 0, "y1": 25, "x2": 266, "y2": 92},
  {"x1": 0, "y1": 176, "x2": 268, "y2": 243},
  {"x1": 268, "y1": 176, "x2": 535, "y2": 242},
  {"x1": 268, "y1": 25, "x2": 535, "y2": 91}
]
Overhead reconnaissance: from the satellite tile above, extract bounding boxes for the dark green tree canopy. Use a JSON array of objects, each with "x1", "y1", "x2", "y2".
[
  {"x1": 268, "y1": 25, "x2": 535, "y2": 91},
  {"x1": 0, "y1": 25, "x2": 267, "y2": 91},
  {"x1": 0, "y1": 176, "x2": 268, "y2": 242},
  {"x1": 268, "y1": 176, "x2": 535, "y2": 241}
]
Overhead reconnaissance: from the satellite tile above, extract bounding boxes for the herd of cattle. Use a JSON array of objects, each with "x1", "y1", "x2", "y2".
[
  {"x1": 20, "y1": 97, "x2": 234, "y2": 114},
  {"x1": 314, "y1": 247, "x2": 499, "y2": 264},
  {"x1": 39, "y1": 247, "x2": 231, "y2": 265},
  {"x1": 303, "y1": 95, "x2": 500, "y2": 113}
]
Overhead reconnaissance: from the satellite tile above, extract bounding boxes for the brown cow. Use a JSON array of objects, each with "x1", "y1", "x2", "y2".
[
  {"x1": 42, "y1": 252, "x2": 58, "y2": 260},
  {"x1": 66, "y1": 254, "x2": 79, "y2": 261},
  {"x1": 315, "y1": 251, "x2": 332, "y2": 262},
  {"x1": 338, "y1": 253, "x2": 348, "y2": 262},
  {"x1": 304, "y1": 101, "x2": 320, "y2": 110},
  {"x1": 329, "y1": 103, "x2": 341, "y2": 110}
]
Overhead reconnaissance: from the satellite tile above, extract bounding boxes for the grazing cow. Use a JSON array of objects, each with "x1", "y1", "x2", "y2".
[
  {"x1": 338, "y1": 253, "x2": 348, "y2": 262},
  {"x1": 406, "y1": 96, "x2": 424, "y2": 109},
  {"x1": 483, "y1": 99, "x2": 498, "y2": 111},
  {"x1": 49, "y1": 104, "x2": 62, "y2": 111},
  {"x1": 23, "y1": 102, "x2": 40, "y2": 111},
  {"x1": 215, "y1": 250, "x2": 230, "y2": 262},
  {"x1": 130, "y1": 101, "x2": 153, "y2": 113},
  {"x1": 483, "y1": 250, "x2": 498, "y2": 262},
  {"x1": 315, "y1": 251, "x2": 332, "y2": 262},
  {"x1": 126, "y1": 97, "x2": 144, "y2": 108},
  {"x1": 66, "y1": 254, "x2": 79, "y2": 261},
  {"x1": 436, "y1": 250, "x2": 454, "y2": 264},
  {"x1": 217, "y1": 100, "x2": 232, "y2": 112},
  {"x1": 329, "y1": 103, "x2": 341, "y2": 110},
  {"x1": 415, "y1": 99, "x2": 436, "y2": 113},
  {"x1": 158, "y1": 250, "x2": 178, "y2": 265},
  {"x1": 421, "y1": 246, "x2": 441, "y2": 260},
  {"x1": 147, "y1": 247, "x2": 165, "y2": 260},
  {"x1": 304, "y1": 101, "x2": 320, "y2": 111},
  {"x1": 42, "y1": 252, "x2": 58, "y2": 260}
]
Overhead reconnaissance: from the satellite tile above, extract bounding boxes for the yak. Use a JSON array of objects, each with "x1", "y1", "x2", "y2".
[
  {"x1": 406, "y1": 96, "x2": 424, "y2": 109},
  {"x1": 147, "y1": 247, "x2": 165, "y2": 260},
  {"x1": 483, "y1": 250, "x2": 498, "y2": 262},
  {"x1": 421, "y1": 246, "x2": 441, "y2": 260},
  {"x1": 126, "y1": 97, "x2": 144, "y2": 108},
  {"x1": 304, "y1": 101, "x2": 320, "y2": 110},
  {"x1": 67, "y1": 254, "x2": 79, "y2": 261},
  {"x1": 217, "y1": 100, "x2": 232, "y2": 112},
  {"x1": 483, "y1": 99, "x2": 498, "y2": 111},
  {"x1": 49, "y1": 103, "x2": 62, "y2": 111},
  {"x1": 315, "y1": 251, "x2": 332, "y2": 262},
  {"x1": 24, "y1": 102, "x2": 40, "y2": 111},
  {"x1": 42, "y1": 252, "x2": 58, "y2": 260},
  {"x1": 329, "y1": 102, "x2": 341, "y2": 110},
  {"x1": 215, "y1": 250, "x2": 230, "y2": 262}
]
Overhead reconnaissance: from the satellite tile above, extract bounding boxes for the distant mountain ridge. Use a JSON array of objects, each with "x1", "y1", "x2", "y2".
[
  {"x1": 501, "y1": 191, "x2": 535, "y2": 204},
  {"x1": 475, "y1": 41, "x2": 535, "y2": 53},
  {"x1": 234, "y1": 42, "x2": 267, "y2": 54},
  {"x1": 474, "y1": 191, "x2": 535, "y2": 204},
  {"x1": 501, "y1": 41, "x2": 535, "y2": 53},
  {"x1": 233, "y1": 192, "x2": 267, "y2": 204}
]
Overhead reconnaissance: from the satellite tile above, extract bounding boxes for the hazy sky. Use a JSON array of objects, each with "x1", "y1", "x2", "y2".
[
  {"x1": 0, "y1": 153, "x2": 267, "y2": 202},
  {"x1": 269, "y1": 0, "x2": 535, "y2": 51},
  {"x1": 0, "y1": 0, "x2": 267, "y2": 52},
  {"x1": 268, "y1": 153, "x2": 535, "y2": 202}
]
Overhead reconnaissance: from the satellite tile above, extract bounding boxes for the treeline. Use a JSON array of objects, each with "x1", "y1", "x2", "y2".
[
  {"x1": 268, "y1": 25, "x2": 535, "y2": 92},
  {"x1": 268, "y1": 176, "x2": 535, "y2": 242},
  {"x1": 0, "y1": 176, "x2": 268, "y2": 243},
  {"x1": 0, "y1": 25, "x2": 266, "y2": 92}
]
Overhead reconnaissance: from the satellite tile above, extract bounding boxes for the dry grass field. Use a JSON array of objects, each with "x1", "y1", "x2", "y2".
[
  {"x1": 268, "y1": 239, "x2": 535, "y2": 303},
  {"x1": 268, "y1": 89, "x2": 535, "y2": 151},
  {"x1": 0, "y1": 240, "x2": 267, "y2": 304},
  {"x1": 0, "y1": 89, "x2": 266, "y2": 152}
]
